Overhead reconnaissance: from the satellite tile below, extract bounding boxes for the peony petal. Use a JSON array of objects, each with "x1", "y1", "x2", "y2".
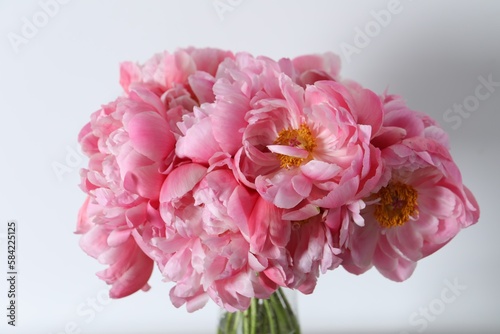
[
  {"x1": 126, "y1": 111, "x2": 175, "y2": 162},
  {"x1": 76, "y1": 196, "x2": 92, "y2": 234},
  {"x1": 248, "y1": 253, "x2": 267, "y2": 272},
  {"x1": 291, "y1": 173, "x2": 313, "y2": 197},
  {"x1": 79, "y1": 225, "x2": 109, "y2": 259},
  {"x1": 123, "y1": 164, "x2": 165, "y2": 200},
  {"x1": 125, "y1": 203, "x2": 147, "y2": 228},
  {"x1": 210, "y1": 83, "x2": 249, "y2": 155},
  {"x1": 312, "y1": 176, "x2": 359, "y2": 208},
  {"x1": 371, "y1": 126, "x2": 407, "y2": 149},
  {"x1": 292, "y1": 52, "x2": 341, "y2": 80},
  {"x1": 267, "y1": 145, "x2": 309, "y2": 159},
  {"x1": 301, "y1": 160, "x2": 341, "y2": 181},
  {"x1": 274, "y1": 181, "x2": 304, "y2": 209},
  {"x1": 418, "y1": 185, "x2": 457, "y2": 218},
  {"x1": 462, "y1": 185, "x2": 480, "y2": 226},
  {"x1": 227, "y1": 186, "x2": 259, "y2": 240},
  {"x1": 107, "y1": 228, "x2": 132, "y2": 247},
  {"x1": 91, "y1": 234, "x2": 154, "y2": 298},
  {"x1": 119, "y1": 61, "x2": 142, "y2": 92},
  {"x1": 176, "y1": 116, "x2": 221, "y2": 163},
  {"x1": 374, "y1": 246, "x2": 417, "y2": 282},
  {"x1": 160, "y1": 163, "x2": 207, "y2": 202},
  {"x1": 282, "y1": 204, "x2": 319, "y2": 221},
  {"x1": 185, "y1": 292, "x2": 210, "y2": 313},
  {"x1": 188, "y1": 71, "x2": 216, "y2": 104},
  {"x1": 347, "y1": 87, "x2": 383, "y2": 135},
  {"x1": 347, "y1": 218, "x2": 380, "y2": 269}
]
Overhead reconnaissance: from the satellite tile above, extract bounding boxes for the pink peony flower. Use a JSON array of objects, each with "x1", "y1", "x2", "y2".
[
  {"x1": 372, "y1": 93, "x2": 450, "y2": 149},
  {"x1": 288, "y1": 52, "x2": 341, "y2": 86},
  {"x1": 341, "y1": 137, "x2": 480, "y2": 281},
  {"x1": 173, "y1": 53, "x2": 382, "y2": 295},
  {"x1": 175, "y1": 53, "x2": 285, "y2": 162},
  {"x1": 77, "y1": 196, "x2": 154, "y2": 298},
  {"x1": 269, "y1": 208, "x2": 343, "y2": 294},
  {"x1": 77, "y1": 48, "x2": 235, "y2": 298},
  {"x1": 154, "y1": 164, "x2": 277, "y2": 311},
  {"x1": 77, "y1": 100, "x2": 155, "y2": 297},
  {"x1": 176, "y1": 53, "x2": 384, "y2": 211},
  {"x1": 120, "y1": 47, "x2": 234, "y2": 103},
  {"x1": 174, "y1": 52, "x2": 343, "y2": 165},
  {"x1": 247, "y1": 78, "x2": 384, "y2": 210},
  {"x1": 76, "y1": 47, "x2": 480, "y2": 316}
]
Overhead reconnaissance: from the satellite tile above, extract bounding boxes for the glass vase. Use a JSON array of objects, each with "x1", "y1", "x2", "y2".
[{"x1": 217, "y1": 288, "x2": 300, "y2": 334}]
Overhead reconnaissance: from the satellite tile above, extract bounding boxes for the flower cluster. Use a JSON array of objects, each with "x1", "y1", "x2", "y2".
[{"x1": 76, "y1": 47, "x2": 479, "y2": 312}]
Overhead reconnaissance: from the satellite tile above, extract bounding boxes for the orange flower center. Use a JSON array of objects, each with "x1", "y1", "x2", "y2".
[
  {"x1": 374, "y1": 181, "x2": 418, "y2": 228},
  {"x1": 274, "y1": 123, "x2": 316, "y2": 169}
]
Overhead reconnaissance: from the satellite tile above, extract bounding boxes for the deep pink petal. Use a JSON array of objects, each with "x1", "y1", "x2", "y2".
[
  {"x1": 125, "y1": 111, "x2": 175, "y2": 162},
  {"x1": 123, "y1": 164, "x2": 165, "y2": 200}
]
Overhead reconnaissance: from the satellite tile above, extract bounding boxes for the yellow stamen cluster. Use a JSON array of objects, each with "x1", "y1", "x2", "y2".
[
  {"x1": 274, "y1": 123, "x2": 316, "y2": 169},
  {"x1": 374, "y1": 181, "x2": 418, "y2": 228}
]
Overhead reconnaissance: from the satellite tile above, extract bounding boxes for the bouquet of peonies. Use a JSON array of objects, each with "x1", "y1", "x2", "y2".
[{"x1": 76, "y1": 47, "x2": 479, "y2": 333}]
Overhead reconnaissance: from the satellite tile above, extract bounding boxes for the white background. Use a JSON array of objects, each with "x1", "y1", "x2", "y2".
[{"x1": 1, "y1": 0, "x2": 499, "y2": 333}]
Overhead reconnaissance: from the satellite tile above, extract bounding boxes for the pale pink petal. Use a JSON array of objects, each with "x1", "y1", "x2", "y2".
[
  {"x1": 312, "y1": 176, "x2": 359, "y2": 208},
  {"x1": 282, "y1": 204, "x2": 319, "y2": 221},
  {"x1": 119, "y1": 61, "x2": 141, "y2": 92},
  {"x1": 291, "y1": 173, "x2": 313, "y2": 197},
  {"x1": 374, "y1": 246, "x2": 417, "y2": 282},
  {"x1": 176, "y1": 116, "x2": 221, "y2": 163},
  {"x1": 300, "y1": 160, "x2": 341, "y2": 181},
  {"x1": 76, "y1": 196, "x2": 92, "y2": 234},
  {"x1": 292, "y1": 52, "x2": 341, "y2": 82},
  {"x1": 159, "y1": 163, "x2": 207, "y2": 202},
  {"x1": 274, "y1": 180, "x2": 304, "y2": 209},
  {"x1": 347, "y1": 87, "x2": 383, "y2": 135},
  {"x1": 188, "y1": 71, "x2": 216, "y2": 104},
  {"x1": 107, "y1": 228, "x2": 132, "y2": 247},
  {"x1": 346, "y1": 218, "x2": 380, "y2": 270},
  {"x1": 188, "y1": 47, "x2": 234, "y2": 75},
  {"x1": 267, "y1": 145, "x2": 309, "y2": 158},
  {"x1": 418, "y1": 185, "x2": 457, "y2": 218}
]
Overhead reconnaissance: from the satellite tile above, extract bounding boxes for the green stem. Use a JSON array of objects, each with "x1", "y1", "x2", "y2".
[
  {"x1": 232, "y1": 311, "x2": 241, "y2": 334},
  {"x1": 226, "y1": 312, "x2": 234, "y2": 333},
  {"x1": 220, "y1": 311, "x2": 230, "y2": 334},
  {"x1": 218, "y1": 289, "x2": 300, "y2": 334},
  {"x1": 270, "y1": 292, "x2": 289, "y2": 332},
  {"x1": 244, "y1": 308, "x2": 250, "y2": 334},
  {"x1": 250, "y1": 298, "x2": 257, "y2": 334},
  {"x1": 277, "y1": 288, "x2": 301, "y2": 334},
  {"x1": 263, "y1": 299, "x2": 277, "y2": 334}
]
